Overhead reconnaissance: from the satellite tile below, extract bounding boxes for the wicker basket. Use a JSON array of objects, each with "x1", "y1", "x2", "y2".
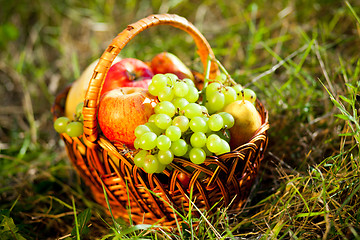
[{"x1": 52, "y1": 14, "x2": 269, "y2": 228}]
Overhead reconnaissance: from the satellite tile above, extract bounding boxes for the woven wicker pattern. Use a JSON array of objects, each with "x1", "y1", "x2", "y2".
[{"x1": 52, "y1": 14, "x2": 269, "y2": 228}]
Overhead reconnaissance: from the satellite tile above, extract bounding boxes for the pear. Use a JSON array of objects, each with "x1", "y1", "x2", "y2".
[{"x1": 222, "y1": 99, "x2": 262, "y2": 149}]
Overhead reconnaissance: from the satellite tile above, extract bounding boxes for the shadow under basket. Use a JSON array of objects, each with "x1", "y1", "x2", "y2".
[{"x1": 51, "y1": 14, "x2": 269, "y2": 229}]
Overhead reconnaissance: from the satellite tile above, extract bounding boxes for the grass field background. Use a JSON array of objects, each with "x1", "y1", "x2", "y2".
[{"x1": 0, "y1": 0, "x2": 359, "y2": 239}]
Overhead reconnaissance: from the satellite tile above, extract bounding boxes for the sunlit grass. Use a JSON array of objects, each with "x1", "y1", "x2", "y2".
[{"x1": 1, "y1": 0, "x2": 359, "y2": 239}]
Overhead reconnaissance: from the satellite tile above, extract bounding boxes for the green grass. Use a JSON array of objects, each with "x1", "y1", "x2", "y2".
[{"x1": 1, "y1": 0, "x2": 359, "y2": 239}]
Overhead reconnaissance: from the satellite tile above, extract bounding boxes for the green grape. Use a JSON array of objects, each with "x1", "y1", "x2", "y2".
[
  {"x1": 183, "y1": 78, "x2": 195, "y2": 87},
  {"x1": 151, "y1": 74, "x2": 168, "y2": 89},
  {"x1": 165, "y1": 73, "x2": 178, "y2": 86},
  {"x1": 143, "y1": 154, "x2": 159, "y2": 174},
  {"x1": 134, "y1": 150, "x2": 148, "y2": 168},
  {"x1": 185, "y1": 86, "x2": 199, "y2": 103},
  {"x1": 190, "y1": 132, "x2": 207, "y2": 148},
  {"x1": 215, "y1": 73, "x2": 226, "y2": 83},
  {"x1": 65, "y1": 122, "x2": 84, "y2": 137},
  {"x1": 155, "y1": 162, "x2": 167, "y2": 173},
  {"x1": 189, "y1": 116, "x2": 208, "y2": 133},
  {"x1": 215, "y1": 139, "x2": 231, "y2": 155},
  {"x1": 189, "y1": 148, "x2": 206, "y2": 164},
  {"x1": 201, "y1": 106, "x2": 208, "y2": 116},
  {"x1": 242, "y1": 88, "x2": 257, "y2": 104},
  {"x1": 205, "y1": 91, "x2": 225, "y2": 113},
  {"x1": 232, "y1": 84, "x2": 243, "y2": 96},
  {"x1": 134, "y1": 124, "x2": 151, "y2": 138},
  {"x1": 148, "y1": 114, "x2": 157, "y2": 123},
  {"x1": 145, "y1": 122, "x2": 164, "y2": 136},
  {"x1": 139, "y1": 132, "x2": 157, "y2": 150},
  {"x1": 75, "y1": 102, "x2": 84, "y2": 121},
  {"x1": 165, "y1": 125, "x2": 181, "y2": 141},
  {"x1": 156, "y1": 135, "x2": 171, "y2": 150},
  {"x1": 222, "y1": 86, "x2": 237, "y2": 106},
  {"x1": 172, "y1": 115, "x2": 189, "y2": 133},
  {"x1": 155, "y1": 101, "x2": 176, "y2": 117},
  {"x1": 54, "y1": 116, "x2": 70, "y2": 133},
  {"x1": 171, "y1": 139, "x2": 188, "y2": 156},
  {"x1": 148, "y1": 83, "x2": 160, "y2": 96},
  {"x1": 218, "y1": 112, "x2": 235, "y2": 129},
  {"x1": 206, "y1": 134, "x2": 222, "y2": 153},
  {"x1": 65, "y1": 121, "x2": 84, "y2": 137},
  {"x1": 183, "y1": 103, "x2": 202, "y2": 119},
  {"x1": 154, "y1": 113, "x2": 172, "y2": 129},
  {"x1": 205, "y1": 82, "x2": 221, "y2": 96},
  {"x1": 208, "y1": 114, "x2": 224, "y2": 131},
  {"x1": 134, "y1": 138, "x2": 141, "y2": 149},
  {"x1": 173, "y1": 81, "x2": 189, "y2": 98},
  {"x1": 158, "y1": 86, "x2": 175, "y2": 102},
  {"x1": 172, "y1": 97, "x2": 189, "y2": 113},
  {"x1": 157, "y1": 149, "x2": 174, "y2": 165},
  {"x1": 202, "y1": 117, "x2": 212, "y2": 133}
]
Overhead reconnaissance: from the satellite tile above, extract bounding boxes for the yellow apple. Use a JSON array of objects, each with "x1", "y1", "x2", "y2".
[
  {"x1": 223, "y1": 100, "x2": 262, "y2": 148},
  {"x1": 64, "y1": 57, "x2": 121, "y2": 120}
]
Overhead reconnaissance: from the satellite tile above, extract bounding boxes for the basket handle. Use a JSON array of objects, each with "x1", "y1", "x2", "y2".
[{"x1": 82, "y1": 14, "x2": 219, "y2": 147}]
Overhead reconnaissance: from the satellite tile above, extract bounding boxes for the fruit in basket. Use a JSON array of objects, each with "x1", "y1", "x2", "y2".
[
  {"x1": 177, "y1": 172, "x2": 190, "y2": 188},
  {"x1": 241, "y1": 88, "x2": 257, "y2": 104},
  {"x1": 97, "y1": 87, "x2": 158, "y2": 148},
  {"x1": 65, "y1": 57, "x2": 121, "y2": 120},
  {"x1": 133, "y1": 73, "x2": 236, "y2": 173},
  {"x1": 54, "y1": 118, "x2": 84, "y2": 138},
  {"x1": 65, "y1": 121, "x2": 84, "y2": 137},
  {"x1": 55, "y1": 102, "x2": 85, "y2": 138},
  {"x1": 223, "y1": 99, "x2": 262, "y2": 148},
  {"x1": 100, "y1": 58, "x2": 154, "y2": 96},
  {"x1": 150, "y1": 52, "x2": 194, "y2": 80},
  {"x1": 54, "y1": 117, "x2": 70, "y2": 133}
]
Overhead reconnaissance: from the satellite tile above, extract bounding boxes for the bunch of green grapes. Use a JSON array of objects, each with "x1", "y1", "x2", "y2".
[
  {"x1": 133, "y1": 73, "x2": 235, "y2": 174},
  {"x1": 54, "y1": 102, "x2": 84, "y2": 137},
  {"x1": 204, "y1": 81, "x2": 257, "y2": 114}
]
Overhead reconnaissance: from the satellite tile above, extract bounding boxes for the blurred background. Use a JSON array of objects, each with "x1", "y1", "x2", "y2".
[{"x1": 1, "y1": 0, "x2": 359, "y2": 239}]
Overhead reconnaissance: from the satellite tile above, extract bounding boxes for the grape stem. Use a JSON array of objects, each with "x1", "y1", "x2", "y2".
[
  {"x1": 204, "y1": 55, "x2": 237, "y2": 86},
  {"x1": 210, "y1": 57, "x2": 237, "y2": 86},
  {"x1": 203, "y1": 56, "x2": 212, "y2": 89},
  {"x1": 201, "y1": 55, "x2": 237, "y2": 103}
]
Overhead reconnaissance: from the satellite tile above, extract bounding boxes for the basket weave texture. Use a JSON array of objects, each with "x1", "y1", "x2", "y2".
[{"x1": 52, "y1": 14, "x2": 269, "y2": 227}]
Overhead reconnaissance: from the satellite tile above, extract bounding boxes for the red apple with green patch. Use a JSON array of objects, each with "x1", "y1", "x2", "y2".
[{"x1": 100, "y1": 58, "x2": 154, "y2": 96}]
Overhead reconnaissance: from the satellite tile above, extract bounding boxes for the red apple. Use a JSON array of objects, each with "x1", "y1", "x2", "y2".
[
  {"x1": 65, "y1": 57, "x2": 121, "y2": 120},
  {"x1": 150, "y1": 52, "x2": 194, "y2": 80},
  {"x1": 100, "y1": 58, "x2": 154, "y2": 96},
  {"x1": 98, "y1": 87, "x2": 158, "y2": 149}
]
